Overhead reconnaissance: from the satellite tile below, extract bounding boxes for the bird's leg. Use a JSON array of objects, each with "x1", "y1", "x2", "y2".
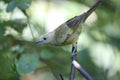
[
  {"x1": 70, "y1": 42, "x2": 77, "y2": 80},
  {"x1": 70, "y1": 42, "x2": 93, "y2": 80}
]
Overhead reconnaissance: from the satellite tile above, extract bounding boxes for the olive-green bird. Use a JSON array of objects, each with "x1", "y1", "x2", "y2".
[{"x1": 36, "y1": 0, "x2": 102, "y2": 46}]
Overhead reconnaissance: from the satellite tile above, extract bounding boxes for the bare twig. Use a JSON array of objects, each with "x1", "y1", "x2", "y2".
[
  {"x1": 70, "y1": 42, "x2": 77, "y2": 80},
  {"x1": 59, "y1": 73, "x2": 64, "y2": 80},
  {"x1": 21, "y1": 10, "x2": 36, "y2": 41},
  {"x1": 73, "y1": 60, "x2": 93, "y2": 80}
]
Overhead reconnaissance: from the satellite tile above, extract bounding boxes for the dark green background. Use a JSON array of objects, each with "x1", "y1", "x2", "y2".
[{"x1": 0, "y1": 0, "x2": 120, "y2": 80}]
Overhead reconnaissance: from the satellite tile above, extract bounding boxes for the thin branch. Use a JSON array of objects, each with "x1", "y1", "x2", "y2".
[
  {"x1": 21, "y1": 9, "x2": 36, "y2": 41},
  {"x1": 70, "y1": 42, "x2": 77, "y2": 80},
  {"x1": 72, "y1": 60, "x2": 93, "y2": 80},
  {"x1": 59, "y1": 73, "x2": 64, "y2": 80},
  {"x1": 27, "y1": 20, "x2": 36, "y2": 41}
]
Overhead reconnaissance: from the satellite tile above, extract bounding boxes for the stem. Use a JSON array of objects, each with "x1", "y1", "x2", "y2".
[
  {"x1": 70, "y1": 43, "x2": 77, "y2": 80},
  {"x1": 21, "y1": 9, "x2": 36, "y2": 41},
  {"x1": 59, "y1": 73, "x2": 64, "y2": 80},
  {"x1": 73, "y1": 60, "x2": 93, "y2": 80}
]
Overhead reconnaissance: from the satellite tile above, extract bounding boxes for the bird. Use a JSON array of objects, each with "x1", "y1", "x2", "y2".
[
  {"x1": 36, "y1": 0, "x2": 102, "y2": 46},
  {"x1": 36, "y1": 0, "x2": 102, "y2": 80}
]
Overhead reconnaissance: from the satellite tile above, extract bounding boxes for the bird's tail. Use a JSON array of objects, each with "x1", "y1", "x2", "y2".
[
  {"x1": 66, "y1": 0, "x2": 102, "y2": 30},
  {"x1": 82, "y1": 0, "x2": 102, "y2": 22}
]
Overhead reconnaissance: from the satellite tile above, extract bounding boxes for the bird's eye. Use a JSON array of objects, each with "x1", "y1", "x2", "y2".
[{"x1": 43, "y1": 37, "x2": 47, "y2": 40}]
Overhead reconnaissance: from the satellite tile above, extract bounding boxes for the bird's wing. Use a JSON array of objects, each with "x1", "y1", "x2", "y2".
[
  {"x1": 53, "y1": 13, "x2": 86, "y2": 45},
  {"x1": 54, "y1": 23, "x2": 73, "y2": 44},
  {"x1": 66, "y1": 13, "x2": 86, "y2": 31}
]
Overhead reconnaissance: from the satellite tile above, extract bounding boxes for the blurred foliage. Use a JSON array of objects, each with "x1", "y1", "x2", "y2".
[
  {"x1": 6, "y1": 0, "x2": 32, "y2": 12},
  {"x1": 0, "y1": 0, "x2": 120, "y2": 80}
]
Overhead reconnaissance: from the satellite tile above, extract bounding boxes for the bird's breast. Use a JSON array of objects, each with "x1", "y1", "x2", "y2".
[{"x1": 63, "y1": 30, "x2": 81, "y2": 44}]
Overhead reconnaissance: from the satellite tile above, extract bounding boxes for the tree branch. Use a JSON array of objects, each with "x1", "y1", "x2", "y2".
[
  {"x1": 73, "y1": 60, "x2": 93, "y2": 80},
  {"x1": 70, "y1": 43, "x2": 77, "y2": 80},
  {"x1": 59, "y1": 73, "x2": 64, "y2": 80},
  {"x1": 21, "y1": 9, "x2": 36, "y2": 41}
]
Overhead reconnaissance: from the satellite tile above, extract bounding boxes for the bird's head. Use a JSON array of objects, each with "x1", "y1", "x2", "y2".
[{"x1": 36, "y1": 32, "x2": 54, "y2": 44}]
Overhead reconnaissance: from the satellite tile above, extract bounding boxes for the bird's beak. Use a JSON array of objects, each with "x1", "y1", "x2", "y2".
[{"x1": 36, "y1": 38, "x2": 44, "y2": 43}]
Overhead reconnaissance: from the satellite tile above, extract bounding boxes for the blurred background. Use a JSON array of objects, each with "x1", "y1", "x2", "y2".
[{"x1": 0, "y1": 0, "x2": 120, "y2": 80}]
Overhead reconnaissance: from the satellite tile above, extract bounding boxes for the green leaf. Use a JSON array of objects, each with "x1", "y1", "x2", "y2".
[
  {"x1": 11, "y1": 45, "x2": 24, "y2": 54},
  {"x1": 6, "y1": 1, "x2": 17, "y2": 12},
  {"x1": 6, "y1": 0, "x2": 32, "y2": 12},
  {"x1": 40, "y1": 49, "x2": 54, "y2": 60},
  {"x1": 0, "y1": 52, "x2": 16, "y2": 79},
  {"x1": 17, "y1": 0, "x2": 32, "y2": 10},
  {"x1": 16, "y1": 53, "x2": 40, "y2": 74}
]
